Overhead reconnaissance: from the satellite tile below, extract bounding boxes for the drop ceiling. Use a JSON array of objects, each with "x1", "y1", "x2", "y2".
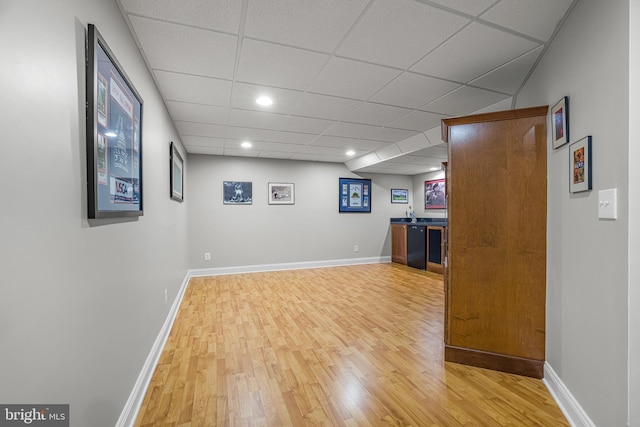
[{"x1": 116, "y1": 0, "x2": 575, "y2": 175}]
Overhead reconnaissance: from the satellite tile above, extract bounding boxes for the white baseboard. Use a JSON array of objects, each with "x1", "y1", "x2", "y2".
[
  {"x1": 115, "y1": 273, "x2": 191, "y2": 427},
  {"x1": 117, "y1": 256, "x2": 390, "y2": 425},
  {"x1": 543, "y1": 362, "x2": 596, "y2": 427},
  {"x1": 188, "y1": 256, "x2": 391, "y2": 277}
]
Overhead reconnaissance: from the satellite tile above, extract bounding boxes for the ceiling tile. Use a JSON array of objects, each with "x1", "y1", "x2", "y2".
[
  {"x1": 411, "y1": 22, "x2": 540, "y2": 83},
  {"x1": 472, "y1": 97, "x2": 514, "y2": 115},
  {"x1": 317, "y1": 154, "x2": 363, "y2": 163},
  {"x1": 154, "y1": 71, "x2": 231, "y2": 106},
  {"x1": 309, "y1": 135, "x2": 357, "y2": 148},
  {"x1": 236, "y1": 39, "x2": 329, "y2": 90},
  {"x1": 370, "y1": 72, "x2": 460, "y2": 109},
  {"x1": 297, "y1": 145, "x2": 348, "y2": 156},
  {"x1": 421, "y1": 85, "x2": 509, "y2": 116},
  {"x1": 336, "y1": 0, "x2": 469, "y2": 68},
  {"x1": 408, "y1": 145, "x2": 449, "y2": 159},
  {"x1": 230, "y1": 82, "x2": 304, "y2": 115},
  {"x1": 184, "y1": 146, "x2": 225, "y2": 155},
  {"x1": 176, "y1": 121, "x2": 228, "y2": 138},
  {"x1": 347, "y1": 139, "x2": 390, "y2": 152},
  {"x1": 368, "y1": 127, "x2": 420, "y2": 143},
  {"x1": 343, "y1": 103, "x2": 412, "y2": 127},
  {"x1": 181, "y1": 135, "x2": 225, "y2": 148},
  {"x1": 291, "y1": 93, "x2": 361, "y2": 120},
  {"x1": 376, "y1": 144, "x2": 404, "y2": 161},
  {"x1": 396, "y1": 132, "x2": 430, "y2": 153},
  {"x1": 225, "y1": 127, "x2": 316, "y2": 144},
  {"x1": 229, "y1": 109, "x2": 288, "y2": 131},
  {"x1": 244, "y1": 0, "x2": 368, "y2": 52},
  {"x1": 166, "y1": 101, "x2": 228, "y2": 125},
  {"x1": 480, "y1": 0, "x2": 574, "y2": 41},
  {"x1": 470, "y1": 46, "x2": 543, "y2": 94},
  {"x1": 424, "y1": 126, "x2": 446, "y2": 145},
  {"x1": 229, "y1": 139, "x2": 299, "y2": 153},
  {"x1": 388, "y1": 110, "x2": 448, "y2": 132},
  {"x1": 290, "y1": 153, "x2": 321, "y2": 162},
  {"x1": 426, "y1": 0, "x2": 497, "y2": 16},
  {"x1": 307, "y1": 57, "x2": 400, "y2": 100},
  {"x1": 282, "y1": 116, "x2": 336, "y2": 134},
  {"x1": 128, "y1": 16, "x2": 237, "y2": 79},
  {"x1": 257, "y1": 152, "x2": 294, "y2": 160},
  {"x1": 119, "y1": 0, "x2": 242, "y2": 33},
  {"x1": 324, "y1": 122, "x2": 382, "y2": 139},
  {"x1": 224, "y1": 147, "x2": 260, "y2": 158}
]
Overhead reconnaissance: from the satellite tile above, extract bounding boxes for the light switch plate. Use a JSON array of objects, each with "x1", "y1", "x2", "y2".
[{"x1": 598, "y1": 188, "x2": 617, "y2": 219}]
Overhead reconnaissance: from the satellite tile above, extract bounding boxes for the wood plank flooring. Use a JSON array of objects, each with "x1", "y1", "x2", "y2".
[{"x1": 135, "y1": 263, "x2": 568, "y2": 426}]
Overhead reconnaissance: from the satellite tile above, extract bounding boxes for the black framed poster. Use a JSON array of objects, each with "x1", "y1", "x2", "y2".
[
  {"x1": 339, "y1": 178, "x2": 371, "y2": 213},
  {"x1": 86, "y1": 24, "x2": 143, "y2": 218}
]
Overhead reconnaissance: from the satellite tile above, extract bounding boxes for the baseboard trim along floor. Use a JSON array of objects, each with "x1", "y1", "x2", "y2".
[
  {"x1": 543, "y1": 362, "x2": 596, "y2": 427},
  {"x1": 116, "y1": 273, "x2": 191, "y2": 427}
]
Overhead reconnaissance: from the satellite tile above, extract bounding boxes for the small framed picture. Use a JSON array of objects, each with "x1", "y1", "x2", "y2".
[
  {"x1": 552, "y1": 96, "x2": 569, "y2": 149},
  {"x1": 569, "y1": 136, "x2": 592, "y2": 193},
  {"x1": 170, "y1": 141, "x2": 184, "y2": 202},
  {"x1": 391, "y1": 189, "x2": 408, "y2": 204},
  {"x1": 268, "y1": 182, "x2": 295, "y2": 205},
  {"x1": 223, "y1": 181, "x2": 252, "y2": 204}
]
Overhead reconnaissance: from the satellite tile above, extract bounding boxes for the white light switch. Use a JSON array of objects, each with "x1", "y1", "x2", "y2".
[{"x1": 598, "y1": 188, "x2": 617, "y2": 219}]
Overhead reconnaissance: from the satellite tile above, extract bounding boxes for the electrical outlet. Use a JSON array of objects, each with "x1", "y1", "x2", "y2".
[
  {"x1": 204, "y1": 252, "x2": 211, "y2": 261},
  {"x1": 354, "y1": 244, "x2": 359, "y2": 252},
  {"x1": 164, "y1": 289, "x2": 168, "y2": 304}
]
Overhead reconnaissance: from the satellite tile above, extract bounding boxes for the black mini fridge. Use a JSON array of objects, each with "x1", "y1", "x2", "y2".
[{"x1": 407, "y1": 225, "x2": 426, "y2": 270}]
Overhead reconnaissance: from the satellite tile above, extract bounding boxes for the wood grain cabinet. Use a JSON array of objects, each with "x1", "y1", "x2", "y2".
[
  {"x1": 391, "y1": 224, "x2": 407, "y2": 265},
  {"x1": 426, "y1": 226, "x2": 445, "y2": 274},
  {"x1": 442, "y1": 106, "x2": 548, "y2": 379}
]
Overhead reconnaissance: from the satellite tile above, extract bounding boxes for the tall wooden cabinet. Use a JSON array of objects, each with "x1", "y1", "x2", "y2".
[{"x1": 442, "y1": 106, "x2": 548, "y2": 378}]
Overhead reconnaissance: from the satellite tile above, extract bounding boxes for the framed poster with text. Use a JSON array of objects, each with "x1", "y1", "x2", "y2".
[
  {"x1": 86, "y1": 24, "x2": 143, "y2": 218},
  {"x1": 339, "y1": 178, "x2": 371, "y2": 213}
]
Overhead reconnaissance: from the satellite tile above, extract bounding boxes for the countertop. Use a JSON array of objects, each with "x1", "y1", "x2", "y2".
[{"x1": 390, "y1": 218, "x2": 447, "y2": 227}]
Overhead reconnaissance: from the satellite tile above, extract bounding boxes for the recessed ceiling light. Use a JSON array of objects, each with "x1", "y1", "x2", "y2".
[
  {"x1": 255, "y1": 96, "x2": 273, "y2": 106},
  {"x1": 346, "y1": 150, "x2": 356, "y2": 156},
  {"x1": 241, "y1": 141, "x2": 253, "y2": 148}
]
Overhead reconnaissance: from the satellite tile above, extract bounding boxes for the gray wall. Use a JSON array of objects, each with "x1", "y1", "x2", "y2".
[
  {"x1": 0, "y1": 1, "x2": 189, "y2": 426},
  {"x1": 187, "y1": 155, "x2": 412, "y2": 269},
  {"x1": 516, "y1": 0, "x2": 630, "y2": 424},
  {"x1": 629, "y1": 1, "x2": 640, "y2": 424}
]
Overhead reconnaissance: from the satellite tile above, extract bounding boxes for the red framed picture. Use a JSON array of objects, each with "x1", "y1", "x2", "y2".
[{"x1": 425, "y1": 179, "x2": 446, "y2": 209}]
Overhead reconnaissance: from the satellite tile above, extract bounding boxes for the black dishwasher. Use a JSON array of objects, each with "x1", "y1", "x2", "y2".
[{"x1": 407, "y1": 225, "x2": 426, "y2": 270}]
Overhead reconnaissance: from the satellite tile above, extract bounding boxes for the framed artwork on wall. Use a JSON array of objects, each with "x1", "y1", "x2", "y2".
[
  {"x1": 425, "y1": 179, "x2": 446, "y2": 209},
  {"x1": 86, "y1": 24, "x2": 143, "y2": 219},
  {"x1": 339, "y1": 178, "x2": 371, "y2": 213},
  {"x1": 170, "y1": 142, "x2": 184, "y2": 202},
  {"x1": 268, "y1": 182, "x2": 295, "y2": 205},
  {"x1": 391, "y1": 189, "x2": 408, "y2": 204},
  {"x1": 569, "y1": 136, "x2": 592, "y2": 193},
  {"x1": 223, "y1": 181, "x2": 252, "y2": 204},
  {"x1": 552, "y1": 96, "x2": 569, "y2": 149}
]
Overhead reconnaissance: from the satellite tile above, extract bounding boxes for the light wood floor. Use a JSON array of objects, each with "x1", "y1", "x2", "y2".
[{"x1": 135, "y1": 263, "x2": 568, "y2": 426}]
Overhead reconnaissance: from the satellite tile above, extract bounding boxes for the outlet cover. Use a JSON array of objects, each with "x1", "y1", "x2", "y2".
[{"x1": 598, "y1": 188, "x2": 617, "y2": 219}]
